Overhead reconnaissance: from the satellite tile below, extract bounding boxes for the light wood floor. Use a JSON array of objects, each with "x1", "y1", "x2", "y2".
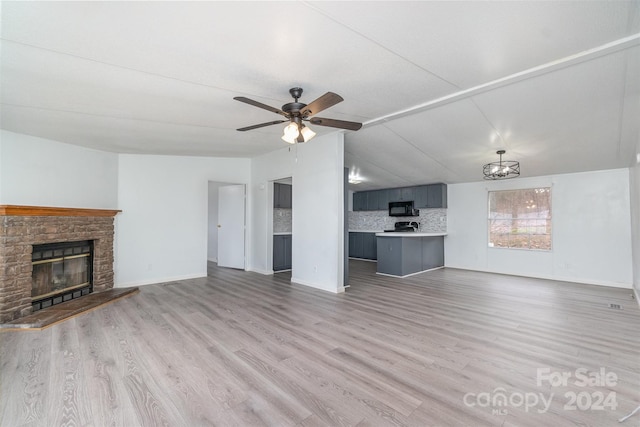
[{"x1": 1, "y1": 261, "x2": 639, "y2": 426}]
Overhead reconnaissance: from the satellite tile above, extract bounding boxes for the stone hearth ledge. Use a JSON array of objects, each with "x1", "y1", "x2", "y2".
[{"x1": 0, "y1": 287, "x2": 139, "y2": 331}]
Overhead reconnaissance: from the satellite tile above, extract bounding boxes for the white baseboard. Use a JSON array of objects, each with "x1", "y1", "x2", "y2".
[
  {"x1": 291, "y1": 276, "x2": 345, "y2": 294},
  {"x1": 376, "y1": 266, "x2": 444, "y2": 279},
  {"x1": 444, "y1": 264, "x2": 633, "y2": 289},
  {"x1": 115, "y1": 272, "x2": 207, "y2": 288},
  {"x1": 207, "y1": 258, "x2": 217, "y2": 263},
  {"x1": 247, "y1": 267, "x2": 274, "y2": 275}
]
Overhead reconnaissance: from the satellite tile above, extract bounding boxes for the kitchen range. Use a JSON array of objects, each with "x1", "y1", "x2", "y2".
[{"x1": 384, "y1": 221, "x2": 420, "y2": 233}]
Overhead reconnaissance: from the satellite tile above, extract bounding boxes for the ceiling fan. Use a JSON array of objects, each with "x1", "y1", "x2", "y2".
[{"x1": 234, "y1": 87, "x2": 362, "y2": 144}]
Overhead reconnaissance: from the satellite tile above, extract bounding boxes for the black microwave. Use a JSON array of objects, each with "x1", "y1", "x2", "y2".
[{"x1": 389, "y1": 201, "x2": 420, "y2": 217}]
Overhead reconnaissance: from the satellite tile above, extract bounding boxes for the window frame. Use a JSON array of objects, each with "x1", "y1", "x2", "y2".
[{"x1": 487, "y1": 187, "x2": 552, "y2": 251}]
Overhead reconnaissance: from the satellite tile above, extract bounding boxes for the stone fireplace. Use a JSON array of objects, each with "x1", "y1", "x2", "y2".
[{"x1": 0, "y1": 205, "x2": 121, "y2": 323}]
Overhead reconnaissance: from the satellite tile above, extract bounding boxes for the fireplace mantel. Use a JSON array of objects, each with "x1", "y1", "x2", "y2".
[{"x1": 0, "y1": 205, "x2": 121, "y2": 217}]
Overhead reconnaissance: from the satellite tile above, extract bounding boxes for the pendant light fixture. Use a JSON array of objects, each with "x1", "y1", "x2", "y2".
[{"x1": 483, "y1": 150, "x2": 520, "y2": 180}]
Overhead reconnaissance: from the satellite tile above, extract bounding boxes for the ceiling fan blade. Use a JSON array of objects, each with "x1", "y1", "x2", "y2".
[
  {"x1": 309, "y1": 117, "x2": 362, "y2": 131},
  {"x1": 234, "y1": 96, "x2": 288, "y2": 117},
  {"x1": 300, "y1": 92, "x2": 344, "y2": 117},
  {"x1": 237, "y1": 120, "x2": 286, "y2": 131}
]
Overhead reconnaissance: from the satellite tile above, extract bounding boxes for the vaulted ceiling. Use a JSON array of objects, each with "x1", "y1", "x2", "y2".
[{"x1": 2, "y1": 1, "x2": 639, "y2": 190}]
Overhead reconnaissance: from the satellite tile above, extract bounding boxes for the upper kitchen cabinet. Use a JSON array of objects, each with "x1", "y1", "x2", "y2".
[
  {"x1": 387, "y1": 188, "x2": 401, "y2": 202},
  {"x1": 375, "y1": 189, "x2": 389, "y2": 210},
  {"x1": 353, "y1": 189, "x2": 390, "y2": 211},
  {"x1": 274, "y1": 183, "x2": 292, "y2": 209},
  {"x1": 353, "y1": 184, "x2": 447, "y2": 211},
  {"x1": 415, "y1": 184, "x2": 447, "y2": 208},
  {"x1": 366, "y1": 189, "x2": 391, "y2": 211},
  {"x1": 366, "y1": 190, "x2": 379, "y2": 211},
  {"x1": 353, "y1": 191, "x2": 367, "y2": 211},
  {"x1": 388, "y1": 187, "x2": 415, "y2": 202},
  {"x1": 401, "y1": 187, "x2": 416, "y2": 202},
  {"x1": 415, "y1": 186, "x2": 429, "y2": 208},
  {"x1": 427, "y1": 184, "x2": 447, "y2": 208}
]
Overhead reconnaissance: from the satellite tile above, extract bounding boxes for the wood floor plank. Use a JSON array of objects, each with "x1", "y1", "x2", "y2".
[
  {"x1": 1, "y1": 260, "x2": 639, "y2": 426},
  {"x1": 48, "y1": 320, "x2": 94, "y2": 427},
  {"x1": 0, "y1": 329, "x2": 52, "y2": 427}
]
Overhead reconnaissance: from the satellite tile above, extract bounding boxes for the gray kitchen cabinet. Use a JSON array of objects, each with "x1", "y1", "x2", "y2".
[
  {"x1": 387, "y1": 188, "x2": 402, "y2": 202},
  {"x1": 389, "y1": 186, "x2": 415, "y2": 202},
  {"x1": 349, "y1": 232, "x2": 364, "y2": 258},
  {"x1": 415, "y1": 185, "x2": 430, "y2": 208},
  {"x1": 349, "y1": 232, "x2": 377, "y2": 260},
  {"x1": 273, "y1": 234, "x2": 292, "y2": 271},
  {"x1": 376, "y1": 189, "x2": 389, "y2": 210},
  {"x1": 354, "y1": 189, "x2": 388, "y2": 211},
  {"x1": 377, "y1": 234, "x2": 444, "y2": 276},
  {"x1": 427, "y1": 183, "x2": 447, "y2": 208},
  {"x1": 366, "y1": 190, "x2": 380, "y2": 211},
  {"x1": 362, "y1": 233, "x2": 377, "y2": 259},
  {"x1": 421, "y1": 236, "x2": 444, "y2": 270},
  {"x1": 401, "y1": 187, "x2": 416, "y2": 201},
  {"x1": 376, "y1": 236, "x2": 422, "y2": 276},
  {"x1": 353, "y1": 192, "x2": 367, "y2": 211},
  {"x1": 414, "y1": 184, "x2": 447, "y2": 208},
  {"x1": 274, "y1": 183, "x2": 292, "y2": 209},
  {"x1": 353, "y1": 184, "x2": 447, "y2": 211}
]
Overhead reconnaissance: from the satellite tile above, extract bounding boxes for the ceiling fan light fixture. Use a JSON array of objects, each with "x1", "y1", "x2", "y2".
[
  {"x1": 283, "y1": 122, "x2": 299, "y2": 138},
  {"x1": 281, "y1": 134, "x2": 297, "y2": 144},
  {"x1": 281, "y1": 122, "x2": 299, "y2": 144},
  {"x1": 483, "y1": 150, "x2": 520, "y2": 180},
  {"x1": 300, "y1": 125, "x2": 316, "y2": 142},
  {"x1": 234, "y1": 87, "x2": 362, "y2": 142}
]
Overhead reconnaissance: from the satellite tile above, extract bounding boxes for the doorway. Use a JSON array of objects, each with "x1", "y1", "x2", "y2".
[
  {"x1": 207, "y1": 182, "x2": 246, "y2": 270},
  {"x1": 273, "y1": 178, "x2": 292, "y2": 273}
]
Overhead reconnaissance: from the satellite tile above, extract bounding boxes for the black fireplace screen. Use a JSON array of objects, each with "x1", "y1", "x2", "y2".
[{"x1": 31, "y1": 240, "x2": 93, "y2": 311}]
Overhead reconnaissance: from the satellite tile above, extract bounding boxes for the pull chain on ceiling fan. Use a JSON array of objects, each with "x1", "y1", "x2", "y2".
[{"x1": 234, "y1": 87, "x2": 362, "y2": 144}]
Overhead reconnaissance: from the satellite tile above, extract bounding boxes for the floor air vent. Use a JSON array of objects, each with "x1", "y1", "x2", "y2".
[{"x1": 608, "y1": 303, "x2": 622, "y2": 310}]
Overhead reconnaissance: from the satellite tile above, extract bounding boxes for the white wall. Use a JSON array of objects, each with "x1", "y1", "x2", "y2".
[
  {"x1": 446, "y1": 168, "x2": 633, "y2": 288},
  {"x1": 250, "y1": 134, "x2": 345, "y2": 293},
  {"x1": 0, "y1": 130, "x2": 118, "y2": 208},
  {"x1": 630, "y1": 159, "x2": 640, "y2": 299},
  {"x1": 115, "y1": 154, "x2": 250, "y2": 287}
]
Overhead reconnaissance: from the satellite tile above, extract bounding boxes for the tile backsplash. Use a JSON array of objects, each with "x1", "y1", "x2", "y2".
[
  {"x1": 274, "y1": 208, "x2": 292, "y2": 233},
  {"x1": 349, "y1": 208, "x2": 447, "y2": 233}
]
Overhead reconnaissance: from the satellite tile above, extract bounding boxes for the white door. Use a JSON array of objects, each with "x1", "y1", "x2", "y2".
[{"x1": 217, "y1": 184, "x2": 245, "y2": 269}]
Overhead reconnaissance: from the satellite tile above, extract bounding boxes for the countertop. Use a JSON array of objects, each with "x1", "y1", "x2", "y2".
[
  {"x1": 376, "y1": 232, "x2": 447, "y2": 237},
  {"x1": 348, "y1": 230, "x2": 384, "y2": 233},
  {"x1": 273, "y1": 232, "x2": 292, "y2": 235}
]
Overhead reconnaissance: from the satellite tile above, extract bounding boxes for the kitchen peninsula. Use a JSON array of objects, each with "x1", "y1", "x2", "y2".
[{"x1": 376, "y1": 232, "x2": 446, "y2": 277}]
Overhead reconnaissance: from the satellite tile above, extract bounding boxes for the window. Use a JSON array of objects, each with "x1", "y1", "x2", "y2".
[{"x1": 488, "y1": 188, "x2": 551, "y2": 250}]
